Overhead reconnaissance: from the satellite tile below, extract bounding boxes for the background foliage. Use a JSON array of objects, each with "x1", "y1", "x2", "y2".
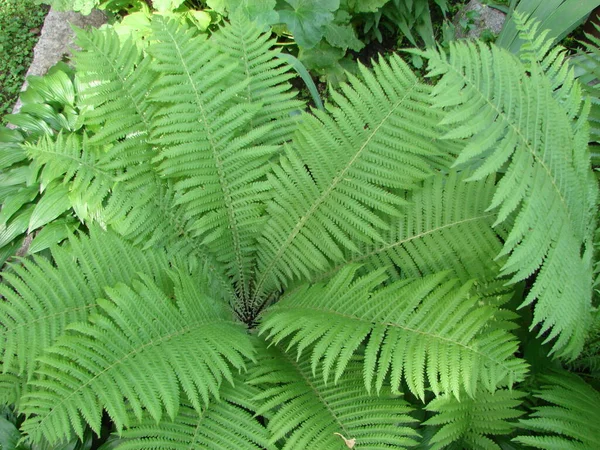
[{"x1": 0, "y1": 0, "x2": 47, "y2": 118}]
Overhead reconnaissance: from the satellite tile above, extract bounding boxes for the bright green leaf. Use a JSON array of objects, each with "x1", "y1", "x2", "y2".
[
  {"x1": 28, "y1": 183, "x2": 71, "y2": 232},
  {"x1": 324, "y1": 22, "x2": 364, "y2": 51},
  {"x1": 278, "y1": 0, "x2": 340, "y2": 48},
  {"x1": 348, "y1": 0, "x2": 390, "y2": 13},
  {"x1": 225, "y1": 0, "x2": 278, "y2": 27},
  {"x1": 151, "y1": 0, "x2": 186, "y2": 12}
]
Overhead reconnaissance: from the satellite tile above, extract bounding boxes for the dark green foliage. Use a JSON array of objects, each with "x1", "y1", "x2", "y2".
[
  {"x1": 0, "y1": 0, "x2": 47, "y2": 118},
  {"x1": 0, "y1": 11, "x2": 598, "y2": 450}
]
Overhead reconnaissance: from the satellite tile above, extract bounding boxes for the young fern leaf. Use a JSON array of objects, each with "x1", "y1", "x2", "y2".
[
  {"x1": 259, "y1": 266, "x2": 528, "y2": 400},
  {"x1": 328, "y1": 170, "x2": 505, "y2": 284},
  {"x1": 114, "y1": 378, "x2": 271, "y2": 450},
  {"x1": 253, "y1": 54, "x2": 448, "y2": 302},
  {"x1": 424, "y1": 389, "x2": 524, "y2": 450},
  {"x1": 148, "y1": 16, "x2": 282, "y2": 305},
  {"x1": 0, "y1": 227, "x2": 171, "y2": 381},
  {"x1": 19, "y1": 269, "x2": 254, "y2": 445},
  {"x1": 210, "y1": 15, "x2": 304, "y2": 146},
  {"x1": 250, "y1": 344, "x2": 419, "y2": 449},
  {"x1": 423, "y1": 21, "x2": 597, "y2": 358},
  {"x1": 514, "y1": 372, "x2": 600, "y2": 449}
]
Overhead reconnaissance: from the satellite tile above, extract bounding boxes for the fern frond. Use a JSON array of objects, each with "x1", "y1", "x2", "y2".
[
  {"x1": 259, "y1": 266, "x2": 528, "y2": 400},
  {"x1": 574, "y1": 21, "x2": 600, "y2": 144},
  {"x1": 329, "y1": 170, "x2": 505, "y2": 284},
  {"x1": 250, "y1": 343, "x2": 419, "y2": 449},
  {"x1": 514, "y1": 372, "x2": 600, "y2": 449},
  {"x1": 423, "y1": 24, "x2": 597, "y2": 358},
  {"x1": 253, "y1": 54, "x2": 449, "y2": 302},
  {"x1": 148, "y1": 16, "x2": 283, "y2": 305},
  {"x1": 26, "y1": 132, "x2": 112, "y2": 222},
  {"x1": 210, "y1": 15, "x2": 304, "y2": 145},
  {"x1": 29, "y1": 26, "x2": 237, "y2": 300},
  {"x1": 114, "y1": 376, "x2": 270, "y2": 450},
  {"x1": 0, "y1": 227, "x2": 170, "y2": 381},
  {"x1": 424, "y1": 389, "x2": 524, "y2": 450},
  {"x1": 74, "y1": 27, "x2": 157, "y2": 156},
  {"x1": 19, "y1": 269, "x2": 254, "y2": 445},
  {"x1": 513, "y1": 13, "x2": 581, "y2": 116}
]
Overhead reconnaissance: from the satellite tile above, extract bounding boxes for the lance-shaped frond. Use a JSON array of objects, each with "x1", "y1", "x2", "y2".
[{"x1": 259, "y1": 266, "x2": 528, "y2": 400}]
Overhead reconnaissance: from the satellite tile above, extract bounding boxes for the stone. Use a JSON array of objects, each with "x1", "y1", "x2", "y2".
[
  {"x1": 11, "y1": 8, "x2": 107, "y2": 115},
  {"x1": 453, "y1": 0, "x2": 506, "y2": 40}
]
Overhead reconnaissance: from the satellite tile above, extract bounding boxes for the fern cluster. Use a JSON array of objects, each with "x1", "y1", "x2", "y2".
[{"x1": 0, "y1": 11, "x2": 598, "y2": 449}]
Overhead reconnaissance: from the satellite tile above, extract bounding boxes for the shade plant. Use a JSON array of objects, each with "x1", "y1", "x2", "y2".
[{"x1": 0, "y1": 10, "x2": 599, "y2": 449}]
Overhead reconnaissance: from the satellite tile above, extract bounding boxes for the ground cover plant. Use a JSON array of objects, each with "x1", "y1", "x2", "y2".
[
  {"x1": 0, "y1": 0, "x2": 47, "y2": 119},
  {"x1": 0, "y1": 7, "x2": 600, "y2": 450}
]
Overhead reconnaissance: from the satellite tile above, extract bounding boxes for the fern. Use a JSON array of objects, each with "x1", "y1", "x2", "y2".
[
  {"x1": 0, "y1": 227, "x2": 171, "y2": 381},
  {"x1": 424, "y1": 389, "x2": 524, "y2": 450},
  {"x1": 252, "y1": 53, "x2": 451, "y2": 303},
  {"x1": 259, "y1": 266, "x2": 528, "y2": 400},
  {"x1": 250, "y1": 344, "x2": 420, "y2": 449},
  {"x1": 0, "y1": 11, "x2": 598, "y2": 449},
  {"x1": 115, "y1": 379, "x2": 271, "y2": 449},
  {"x1": 422, "y1": 14, "x2": 598, "y2": 358},
  {"x1": 333, "y1": 170, "x2": 506, "y2": 284},
  {"x1": 515, "y1": 372, "x2": 600, "y2": 449},
  {"x1": 19, "y1": 269, "x2": 254, "y2": 444},
  {"x1": 148, "y1": 16, "x2": 298, "y2": 307}
]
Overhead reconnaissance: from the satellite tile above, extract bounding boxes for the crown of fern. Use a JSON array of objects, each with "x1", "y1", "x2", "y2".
[{"x1": 0, "y1": 10, "x2": 596, "y2": 449}]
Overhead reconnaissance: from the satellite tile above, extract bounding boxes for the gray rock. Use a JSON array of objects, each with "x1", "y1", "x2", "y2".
[
  {"x1": 11, "y1": 8, "x2": 107, "y2": 115},
  {"x1": 454, "y1": 0, "x2": 506, "y2": 40}
]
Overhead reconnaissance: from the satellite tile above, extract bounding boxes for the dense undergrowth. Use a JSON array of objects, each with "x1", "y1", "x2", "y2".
[{"x1": 0, "y1": 0, "x2": 47, "y2": 119}]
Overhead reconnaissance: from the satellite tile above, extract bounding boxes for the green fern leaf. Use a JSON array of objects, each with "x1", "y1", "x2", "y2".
[
  {"x1": 0, "y1": 227, "x2": 170, "y2": 381},
  {"x1": 253, "y1": 54, "x2": 449, "y2": 302},
  {"x1": 424, "y1": 389, "x2": 524, "y2": 450},
  {"x1": 19, "y1": 269, "x2": 254, "y2": 445},
  {"x1": 114, "y1": 376, "x2": 270, "y2": 450},
  {"x1": 514, "y1": 372, "x2": 600, "y2": 449},
  {"x1": 423, "y1": 21, "x2": 597, "y2": 358},
  {"x1": 148, "y1": 16, "x2": 286, "y2": 305},
  {"x1": 250, "y1": 343, "x2": 420, "y2": 449},
  {"x1": 210, "y1": 15, "x2": 304, "y2": 145},
  {"x1": 259, "y1": 266, "x2": 528, "y2": 400},
  {"x1": 33, "y1": 28, "x2": 236, "y2": 301},
  {"x1": 329, "y1": 170, "x2": 505, "y2": 284}
]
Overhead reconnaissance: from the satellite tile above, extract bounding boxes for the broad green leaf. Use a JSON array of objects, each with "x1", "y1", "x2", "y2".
[
  {"x1": 324, "y1": 22, "x2": 364, "y2": 51},
  {"x1": 278, "y1": 0, "x2": 340, "y2": 48},
  {"x1": 152, "y1": 0, "x2": 186, "y2": 12},
  {"x1": 0, "y1": 186, "x2": 38, "y2": 225},
  {"x1": 0, "y1": 416, "x2": 21, "y2": 450},
  {"x1": 0, "y1": 207, "x2": 32, "y2": 248},
  {"x1": 225, "y1": 0, "x2": 278, "y2": 27},
  {"x1": 28, "y1": 218, "x2": 79, "y2": 254},
  {"x1": 348, "y1": 0, "x2": 390, "y2": 13},
  {"x1": 188, "y1": 10, "x2": 212, "y2": 30},
  {"x1": 28, "y1": 183, "x2": 71, "y2": 232}
]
